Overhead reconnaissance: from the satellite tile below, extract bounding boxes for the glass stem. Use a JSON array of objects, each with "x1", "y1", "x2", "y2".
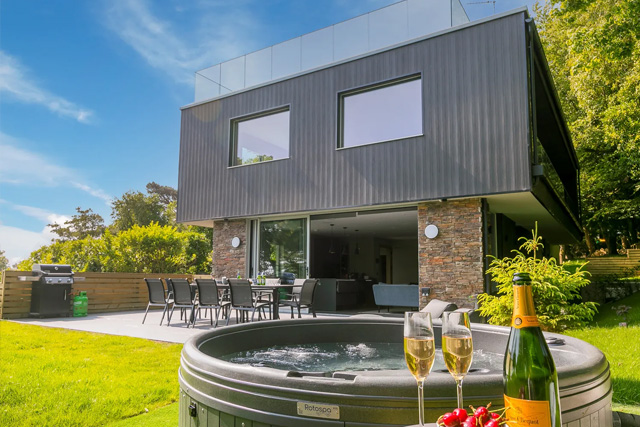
[
  {"x1": 456, "y1": 379, "x2": 463, "y2": 409},
  {"x1": 418, "y1": 380, "x2": 425, "y2": 426}
]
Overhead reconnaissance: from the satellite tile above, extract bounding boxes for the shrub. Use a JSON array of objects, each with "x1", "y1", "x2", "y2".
[
  {"x1": 477, "y1": 226, "x2": 598, "y2": 332},
  {"x1": 561, "y1": 260, "x2": 588, "y2": 274},
  {"x1": 17, "y1": 223, "x2": 212, "y2": 274}
]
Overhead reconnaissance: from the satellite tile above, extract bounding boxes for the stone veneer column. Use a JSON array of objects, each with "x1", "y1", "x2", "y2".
[
  {"x1": 418, "y1": 199, "x2": 484, "y2": 309},
  {"x1": 211, "y1": 220, "x2": 247, "y2": 278}
]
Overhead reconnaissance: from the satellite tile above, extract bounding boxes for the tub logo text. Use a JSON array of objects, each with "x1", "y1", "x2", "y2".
[{"x1": 297, "y1": 402, "x2": 340, "y2": 420}]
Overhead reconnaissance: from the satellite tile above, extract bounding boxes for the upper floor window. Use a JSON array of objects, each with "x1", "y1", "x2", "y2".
[
  {"x1": 231, "y1": 107, "x2": 290, "y2": 166},
  {"x1": 338, "y1": 75, "x2": 422, "y2": 148}
]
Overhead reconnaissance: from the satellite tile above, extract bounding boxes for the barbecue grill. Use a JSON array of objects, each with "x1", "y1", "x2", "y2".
[{"x1": 20, "y1": 264, "x2": 84, "y2": 318}]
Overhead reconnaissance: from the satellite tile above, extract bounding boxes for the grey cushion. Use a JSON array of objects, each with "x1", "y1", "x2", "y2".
[
  {"x1": 372, "y1": 284, "x2": 419, "y2": 308},
  {"x1": 420, "y1": 299, "x2": 458, "y2": 318}
]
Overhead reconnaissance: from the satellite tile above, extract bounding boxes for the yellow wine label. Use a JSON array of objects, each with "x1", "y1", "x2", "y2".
[
  {"x1": 512, "y1": 285, "x2": 540, "y2": 328},
  {"x1": 504, "y1": 395, "x2": 552, "y2": 427},
  {"x1": 512, "y1": 315, "x2": 540, "y2": 328}
]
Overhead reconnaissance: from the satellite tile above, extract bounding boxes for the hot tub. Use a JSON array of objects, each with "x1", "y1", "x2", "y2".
[{"x1": 179, "y1": 316, "x2": 612, "y2": 427}]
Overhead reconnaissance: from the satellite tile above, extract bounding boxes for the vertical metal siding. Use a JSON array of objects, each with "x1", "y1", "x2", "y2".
[{"x1": 177, "y1": 13, "x2": 529, "y2": 223}]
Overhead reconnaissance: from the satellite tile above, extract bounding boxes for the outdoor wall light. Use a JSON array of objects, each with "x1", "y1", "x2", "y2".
[
  {"x1": 424, "y1": 224, "x2": 439, "y2": 239},
  {"x1": 231, "y1": 237, "x2": 241, "y2": 248}
]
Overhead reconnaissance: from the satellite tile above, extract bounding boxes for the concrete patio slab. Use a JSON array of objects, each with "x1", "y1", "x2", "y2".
[{"x1": 11, "y1": 308, "x2": 398, "y2": 343}]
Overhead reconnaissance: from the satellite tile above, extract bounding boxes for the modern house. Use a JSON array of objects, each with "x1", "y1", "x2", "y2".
[{"x1": 176, "y1": 0, "x2": 580, "y2": 309}]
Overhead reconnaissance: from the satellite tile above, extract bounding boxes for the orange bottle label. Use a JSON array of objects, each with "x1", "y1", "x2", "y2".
[
  {"x1": 512, "y1": 285, "x2": 540, "y2": 328},
  {"x1": 504, "y1": 395, "x2": 552, "y2": 427}
]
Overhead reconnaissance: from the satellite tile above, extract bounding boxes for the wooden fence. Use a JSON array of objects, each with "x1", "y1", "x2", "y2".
[
  {"x1": 0, "y1": 270, "x2": 205, "y2": 319},
  {"x1": 583, "y1": 249, "x2": 640, "y2": 278}
]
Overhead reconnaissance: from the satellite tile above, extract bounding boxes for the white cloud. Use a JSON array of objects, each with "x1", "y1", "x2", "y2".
[
  {"x1": 0, "y1": 202, "x2": 71, "y2": 265},
  {"x1": 0, "y1": 223, "x2": 58, "y2": 266},
  {"x1": 71, "y1": 182, "x2": 113, "y2": 205},
  {"x1": 0, "y1": 136, "x2": 74, "y2": 186},
  {"x1": 103, "y1": 0, "x2": 262, "y2": 85},
  {"x1": 0, "y1": 132, "x2": 113, "y2": 204},
  {"x1": 0, "y1": 51, "x2": 94, "y2": 123},
  {"x1": 1, "y1": 201, "x2": 70, "y2": 225}
]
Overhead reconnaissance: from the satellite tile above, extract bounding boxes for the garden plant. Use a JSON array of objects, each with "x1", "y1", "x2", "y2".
[{"x1": 477, "y1": 226, "x2": 598, "y2": 332}]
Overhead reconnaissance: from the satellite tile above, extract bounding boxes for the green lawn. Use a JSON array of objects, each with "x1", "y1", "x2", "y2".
[
  {"x1": 1, "y1": 293, "x2": 638, "y2": 426},
  {"x1": 107, "y1": 402, "x2": 179, "y2": 427},
  {"x1": 563, "y1": 292, "x2": 640, "y2": 414},
  {"x1": 0, "y1": 321, "x2": 182, "y2": 427}
]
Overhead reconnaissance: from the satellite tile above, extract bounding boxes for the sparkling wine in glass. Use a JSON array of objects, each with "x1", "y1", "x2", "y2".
[
  {"x1": 404, "y1": 311, "x2": 435, "y2": 426},
  {"x1": 441, "y1": 311, "x2": 473, "y2": 409}
]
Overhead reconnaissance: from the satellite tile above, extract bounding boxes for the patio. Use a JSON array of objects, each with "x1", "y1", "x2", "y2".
[{"x1": 11, "y1": 308, "x2": 397, "y2": 343}]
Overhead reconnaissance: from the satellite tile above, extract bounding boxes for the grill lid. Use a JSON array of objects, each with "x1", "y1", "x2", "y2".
[{"x1": 32, "y1": 264, "x2": 74, "y2": 277}]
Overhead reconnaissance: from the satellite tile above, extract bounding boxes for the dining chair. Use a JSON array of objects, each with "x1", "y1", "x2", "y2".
[
  {"x1": 194, "y1": 278, "x2": 229, "y2": 328},
  {"x1": 226, "y1": 279, "x2": 270, "y2": 325},
  {"x1": 142, "y1": 278, "x2": 172, "y2": 325},
  {"x1": 165, "y1": 278, "x2": 189, "y2": 321},
  {"x1": 167, "y1": 278, "x2": 197, "y2": 327},
  {"x1": 278, "y1": 279, "x2": 320, "y2": 318}
]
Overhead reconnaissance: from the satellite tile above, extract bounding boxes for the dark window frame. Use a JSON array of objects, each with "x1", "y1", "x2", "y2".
[
  {"x1": 229, "y1": 105, "x2": 291, "y2": 167},
  {"x1": 337, "y1": 73, "x2": 423, "y2": 149}
]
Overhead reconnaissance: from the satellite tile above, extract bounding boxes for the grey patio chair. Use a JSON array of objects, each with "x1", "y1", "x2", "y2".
[
  {"x1": 167, "y1": 278, "x2": 197, "y2": 327},
  {"x1": 165, "y1": 278, "x2": 190, "y2": 322},
  {"x1": 194, "y1": 278, "x2": 230, "y2": 328},
  {"x1": 279, "y1": 279, "x2": 319, "y2": 318},
  {"x1": 226, "y1": 279, "x2": 271, "y2": 325},
  {"x1": 420, "y1": 298, "x2": 458, "y2": 318},
  {"x1": 163, "y1": 277, "x2": 175, "y2": 300},
  {"x1": 142, "y1": 278, "x2": 172, "y2": 325}
]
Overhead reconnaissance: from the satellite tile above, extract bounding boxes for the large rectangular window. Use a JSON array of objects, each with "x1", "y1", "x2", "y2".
[
  {"x1": 231, "y1": 107, "x2": 290, "y2": 166},
  {"x1": 339, "y1": 75, "x2": 422, "y2": 148}
]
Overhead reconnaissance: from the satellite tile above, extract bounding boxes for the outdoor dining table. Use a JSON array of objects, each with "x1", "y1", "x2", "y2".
[{"x1": 215, "y1": 283, "x2": 296, "y2": 320}]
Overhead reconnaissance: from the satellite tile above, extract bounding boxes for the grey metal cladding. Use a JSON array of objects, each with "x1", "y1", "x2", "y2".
[{"x1": 177, "y1": 12, "x2": 530, "y2": 223}]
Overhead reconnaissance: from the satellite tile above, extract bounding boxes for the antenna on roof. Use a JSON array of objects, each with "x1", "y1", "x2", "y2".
[{"x1": 467, "y1": 0, "x2": 496, "y2": 14}]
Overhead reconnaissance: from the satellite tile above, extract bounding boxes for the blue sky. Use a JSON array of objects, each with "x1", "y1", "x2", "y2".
[{"x1": 0, "y1": 0, "x2": 539, "y2": 265}]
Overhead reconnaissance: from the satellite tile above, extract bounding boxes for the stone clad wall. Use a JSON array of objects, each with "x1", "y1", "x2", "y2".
[
  {"x1": 212, "y1": 220, "x2": 247, "y2": 278},
  {"x1": 418, "y1": 199, "x2": 484, "y2": 308}
]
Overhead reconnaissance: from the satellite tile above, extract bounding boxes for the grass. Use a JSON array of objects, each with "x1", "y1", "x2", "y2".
[
  {"x1": 106, "y1": 402, "x2": 179, "y2": 427},
  {"x1": 0, "y1": 321, "x2": 182, "y2": 427},
  {"x1": 2, "y1": 294, "x2": 639, "y2": 426},
  {"x1": 563, "y1": 292, "x2": 640, "y2": 415}
]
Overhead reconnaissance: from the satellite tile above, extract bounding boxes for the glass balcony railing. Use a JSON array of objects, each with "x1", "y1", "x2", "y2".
[
  {"x1": 194, "y1": 0, "x2": 469, "y2": 103},
  {"x1": 535, "y1": 140, "x2": 580, "y2": 218}
]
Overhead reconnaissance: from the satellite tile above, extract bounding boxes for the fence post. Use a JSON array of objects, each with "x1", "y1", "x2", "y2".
[{"x1": 0, "y1": 269, "x2": 6, "y2": 319}]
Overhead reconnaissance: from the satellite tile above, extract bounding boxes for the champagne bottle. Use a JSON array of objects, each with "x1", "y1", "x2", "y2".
[{"x1": 503, "y1": 272, "x2": 561, "y2": 427}]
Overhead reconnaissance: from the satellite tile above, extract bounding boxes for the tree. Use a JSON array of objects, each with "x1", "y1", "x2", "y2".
[
  {"x1": 110, "y1": 191, "x2": 167, "y2": 233},
  {"x1": 477, "y1": 226, "x2": 597, "y2": 332},
  {"x1": 0, "y1": 250, "x2": 9, "y2": 270},
  {"x1": 535, "y1": 0, "x2": 640, "y2": 254},
  {"x1": 146, "y1": 182, "x2": 177, "y2": 206},
  {"x1": 17, "y1": 183, "x2": 213, "y2": 273},
  {"x1": 18, "y1": 223, "x2": 211, "y2": 274},
  {"x1": 17, "y1": 237, "x2": 106, "y2": 272},
  {"x1": 48, "y1": 207, "x2": 106, "y2": 241}
]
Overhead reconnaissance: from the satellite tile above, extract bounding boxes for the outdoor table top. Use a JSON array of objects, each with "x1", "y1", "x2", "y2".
[{"x1": 215, "y1": 283, "x2": 296, "y2": 289}]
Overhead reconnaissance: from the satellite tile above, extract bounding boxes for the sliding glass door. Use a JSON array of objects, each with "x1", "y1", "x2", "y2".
[{"x1": 257, "y1": 218, "x2": 307, "y2": 280}]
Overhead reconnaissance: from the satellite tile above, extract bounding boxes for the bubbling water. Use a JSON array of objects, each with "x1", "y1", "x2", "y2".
[{"x1": 220, "y1": 342, "x2": 504, "y2": 373}]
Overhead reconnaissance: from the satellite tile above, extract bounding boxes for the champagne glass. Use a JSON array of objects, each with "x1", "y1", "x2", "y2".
[
  {"x1": 441, "y1": 311, "x2": 473, "y2": 409},
  {"x1": 404, "y1": 312, "x2": 436, "y2": 426}
]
